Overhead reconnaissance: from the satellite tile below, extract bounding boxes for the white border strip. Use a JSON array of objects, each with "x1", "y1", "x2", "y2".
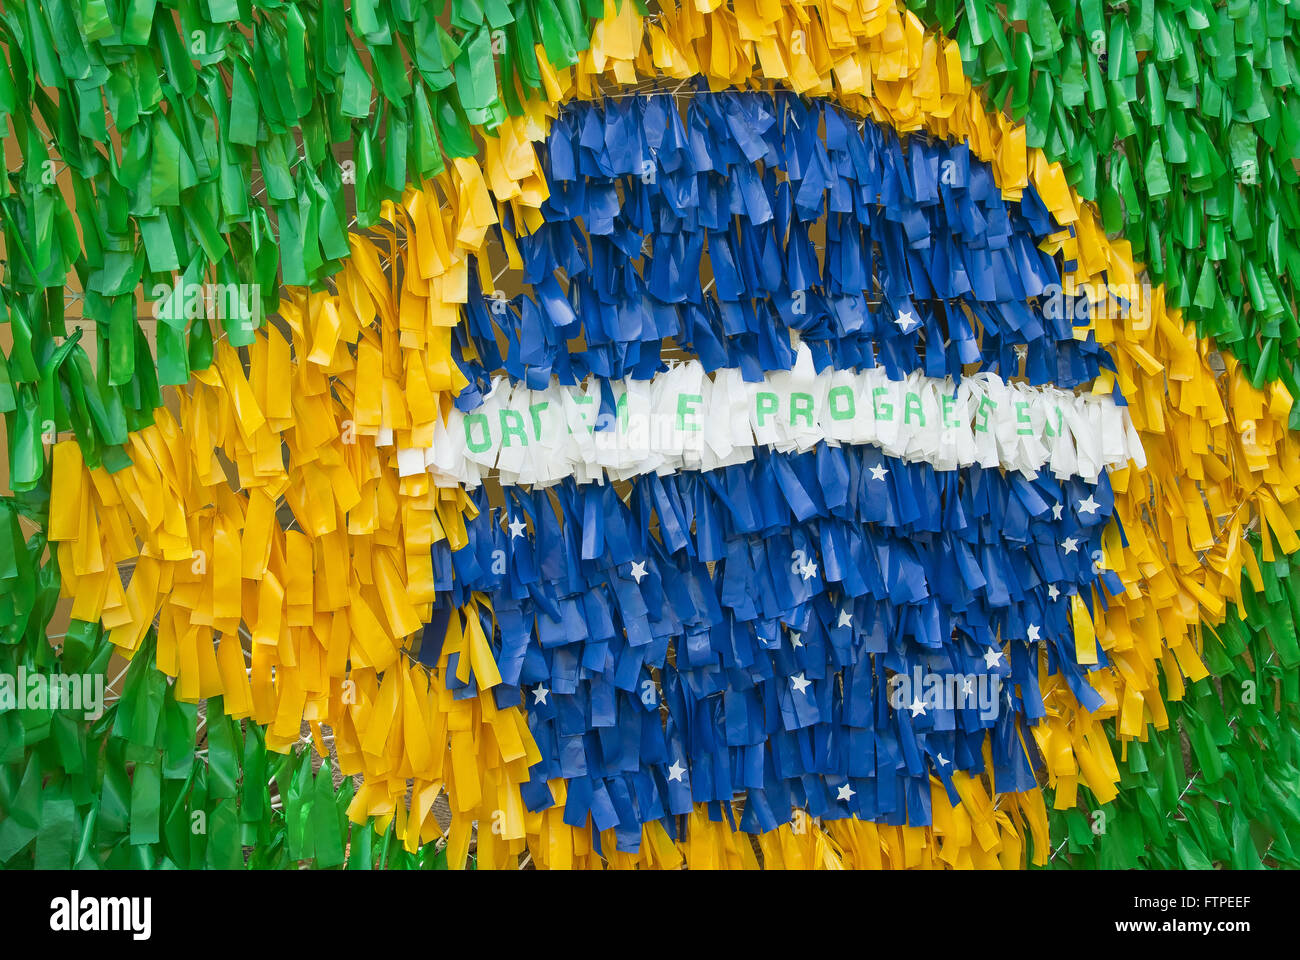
[{"x1": 380, "y1": 346, "x2": 1145, "y2": 488}]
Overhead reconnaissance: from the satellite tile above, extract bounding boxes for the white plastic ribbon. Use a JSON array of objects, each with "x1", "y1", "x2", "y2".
[{"x1": 382, "y1": 345, "x2": 1145, "y2": 489}]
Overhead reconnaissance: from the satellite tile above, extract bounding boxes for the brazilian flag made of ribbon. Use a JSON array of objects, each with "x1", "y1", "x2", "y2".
[{"x1": 2, "y1": 0, "x2": 1300, "y2": 870}]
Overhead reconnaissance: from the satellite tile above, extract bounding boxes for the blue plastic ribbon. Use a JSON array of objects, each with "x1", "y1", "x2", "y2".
[
  {"x1": 452, "y1": 90, "x2": 1121, "y2": 408},
  {"x1": 425, "y1": 450, "x2": 1118, "y2": 851}
]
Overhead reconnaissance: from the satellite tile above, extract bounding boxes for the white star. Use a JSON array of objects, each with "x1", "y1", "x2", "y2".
[
  {"x1": 532, "y1": 683, "x2": 549, "y2": 705},
  {"x1": 1051, "y1": 502, "x2": 1063, "y2": 521},
  {"x1": 984, "y1": 646, "x2": 1004, "y2": 669},
  {"x1": 937, "y1": 753, "x2": 950, "y2": 767},
  {"x1": 1047, "y1": 583, "x2": 1060, "y2": 600},
  {"x1": 667, "y1": 760, "x2": 686, "y2": 782},
  {"x1": 1014, "y1": 344, "x2": 1028, "y2": 361},
  {"x1": 961, "y1": 678, "x2": 974, "y2": 696},
  {"x1": 908, "y1": 696, "x2": 927, "y2": 717},
  {"x1": 837, "y1": 609, "x2": 853, "y2": 628},
  {"x1": 895, "y1": 310, "x2": 917, "y2": 332},
  {"x1": 791, "y1": 673, "x2": 812, "y2": 694},
  {"x1": 790, "y1": 631, "x2": 804, "y2": 648},
  {"x1": 630, "y1": 560, "x2": 648, "y2": 583},
  {"x1": 870, "y1": 464, "x2": 889, "y2": 481},
  {"x1": 799, "y1": 559, "x2": 818, "y2": 581},
  {"x1": 1061, "y1": 537, "x2": 1079, "y2": 554},
  {"x1": 508, "y1": 518, "x2": 527, "y2": 538},
  {"x1": 836, "y1": 783, "x2": 856, "y2": 802},
  {"x1": 1027, "y1": 623, "x2": 1041, "y2": 642},
  {"x1": 1077, "y1": 494, "x2": 1100, "y2": 515}
]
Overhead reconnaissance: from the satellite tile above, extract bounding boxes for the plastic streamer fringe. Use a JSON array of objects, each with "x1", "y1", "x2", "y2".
[{"x1": 35, "y1": 0, "x2": 1300, "y2": 868}]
